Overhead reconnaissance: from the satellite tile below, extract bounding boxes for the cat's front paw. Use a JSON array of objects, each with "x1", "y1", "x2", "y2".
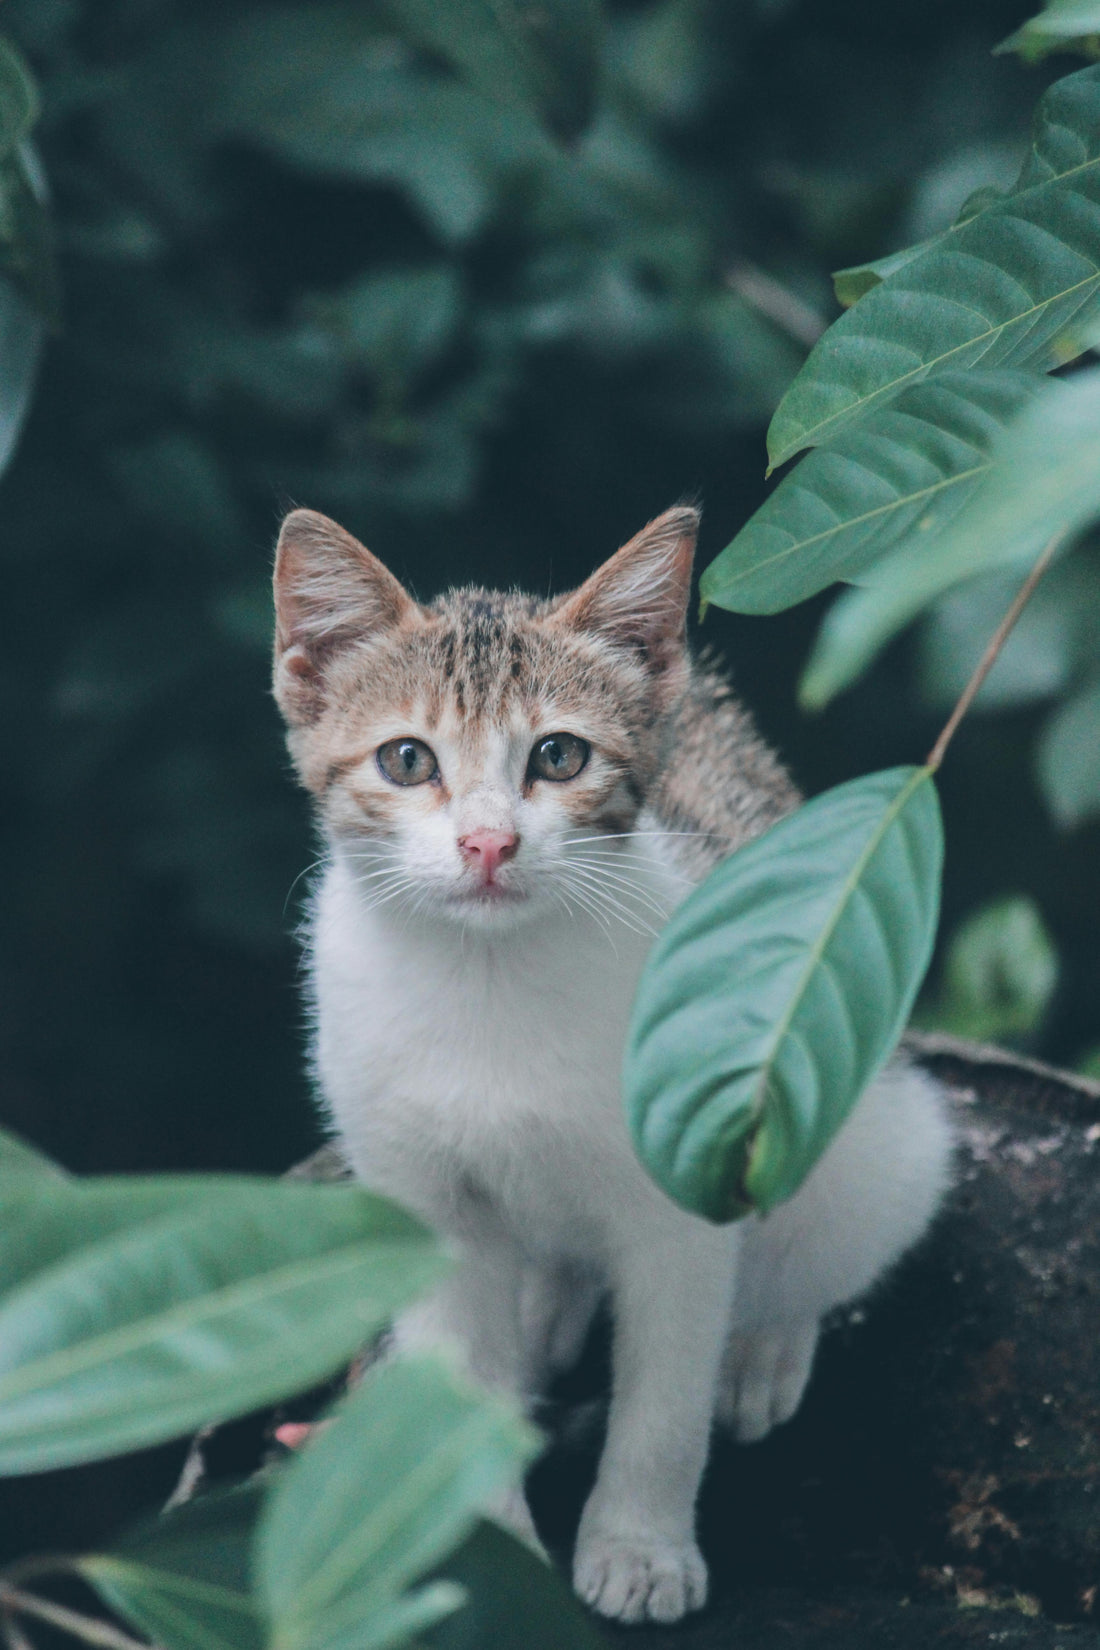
[{"x1": 573, "y1": 1530, "x2": 708, "y2": 1624}]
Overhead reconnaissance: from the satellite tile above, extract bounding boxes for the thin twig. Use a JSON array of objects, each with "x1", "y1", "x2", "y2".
[
  {"x1": 0, "y1": 1586, "x2": 152, "y2": 1650},
  {"x1": 726, "y1": 260, "x2": 826, "y2": 349},
  {"x1": 925, "y1": 532, "x2": 1064, "y2": 772}
]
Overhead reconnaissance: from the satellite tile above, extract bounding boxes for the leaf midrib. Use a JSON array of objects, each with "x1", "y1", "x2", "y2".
[
  {"x1": 708, "y1": 459, "x2": 990, "y2": 596},
  {"x1": 0, "y1": 1239, "x2": 429, "y2": 1410},
  {"x1": 745, "y1": 769, "x2": 930, "y2": 1127}
]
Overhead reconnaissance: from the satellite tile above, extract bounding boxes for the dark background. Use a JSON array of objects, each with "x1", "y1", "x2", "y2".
[{"x1": 1, "y1": 0, "x2": 1096, "y2": 1201}]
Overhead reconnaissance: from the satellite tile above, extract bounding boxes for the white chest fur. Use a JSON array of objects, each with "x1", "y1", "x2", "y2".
[{"x1": 308, "y1": 841, "x2": 687, "y2": 1262}]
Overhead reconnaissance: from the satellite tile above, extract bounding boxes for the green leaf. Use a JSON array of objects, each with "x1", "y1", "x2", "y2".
[
  {"x1": 0, "y1": 37, "x2": 37, "y2": 159},
  {"x1": 699, "y1": 369, "x2": 1044, "y2": 616},
  {"x1": 917, "y1": 896, "x2": 1058, "y2": 1042},
  {"x1": 424, "y1": 1521, "x2": 606, "y2": 1650},
  {"x1": 80, "y1": 1484, "x2": 266, "y2": 1650},
  {"x1": 0, "y1": 1179, "x2": 443, "y2": 1473},
  {"x1": 832, "y1": 188, "x2": 1009, "y2": 309},
  {"x1": 625, "y1": 767, "x2": 943, "y2": 1221},
  {"x1": 256, "y1": 1355, "x2": 538, "y2": 1650},
  {"x1": 800, "y1": 364, "x2": 1100, "y2": 707},
  {"x1": 1036, "y1": 674, "x2": 1100, "y2": 825},
  {"x1": 768, "y1": 65, "x2": 1100, "y2": 470},
  {"x1": 0, "y1": 1126, "x2": 67, "y2": 1181},
  {"x1": 382, "y1": 0, "x2": 604, "y2": 142},
  {"x1": 997, "y1": 0, "x2": 1100, "y2": 64}
]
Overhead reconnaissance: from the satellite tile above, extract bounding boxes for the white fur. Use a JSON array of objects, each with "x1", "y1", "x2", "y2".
[{"x1": 308, "y1": 815, "x2": 953, "y2": 1624}]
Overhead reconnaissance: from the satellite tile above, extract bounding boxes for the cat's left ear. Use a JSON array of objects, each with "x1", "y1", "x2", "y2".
[
  {"x1": 557, "y1": 505, "x2": 698, "y2": 695},
  {"x1": 273, "y1": 508, "x2": 416, "y2": 725}
]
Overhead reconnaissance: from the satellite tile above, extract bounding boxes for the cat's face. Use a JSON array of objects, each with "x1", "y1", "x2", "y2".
[{"x1": 272, "y1": 506, "x2": 697, "y2": 929}]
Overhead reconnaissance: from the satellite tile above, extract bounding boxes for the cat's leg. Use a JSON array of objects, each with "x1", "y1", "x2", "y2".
[
  {"x1": 520, "y1": 1264, "x2": 603, "y2": 1391},
  {"x1": 717, "y1": 1058, "x2": 953, "y2": 1443},
  {"x1": 572, "y1": 1218, "x2": 738, "y2": 1624},
  {"x1": 716, "y1": 1319, "x2": 819, "y2": 1442},
  {"x1": 392, "y1": 1235, "x2": 544, "y2": 1546}
]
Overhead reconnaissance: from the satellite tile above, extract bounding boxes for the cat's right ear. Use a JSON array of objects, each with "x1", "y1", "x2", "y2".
[{"x1": 272, "y1": 509, "x2": 414, "y2": 724}]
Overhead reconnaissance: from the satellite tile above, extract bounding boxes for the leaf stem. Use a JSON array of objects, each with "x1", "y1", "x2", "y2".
[
  {"x1": 925, "y1": 532, "x2": 1064, "y2": 772},
  {"x1": 0, "y1": 1585, "x2": 152, "y2": 1650}
]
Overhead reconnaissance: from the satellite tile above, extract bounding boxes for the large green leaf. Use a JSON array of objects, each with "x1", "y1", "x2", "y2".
[
  {"x1": 625, "y1": 767, "x2": 943, "y2": 1221},
  {"x1": 0, "y1": 1180, "x2": 443, "y2": 1472},
  {"x1": 800, "y1": 364, "x2": 1100, "y2": 707},
  {"x1": 700, "y1": 369, "x2": 1043, "y2": 616},
  {"x1": 425, "y1": 1521, "x2": 606, "y2": 1650},
  {"x1": 767, "y1": 65, "x2": 1100, "y2": 470},
  {"x1": 1036, "y1": 674, "x2": 1100, "y2": 825},
  {"x1": 80, "y1": 1484, "x2": 266, "y2": 1650},
  {"x1": 382, "y1": 0, "x2": 604, "y2": 141},
  {"x1": 256, "y1": 1355, "x2": 538, "y2": 1650},
  {"x1": 997, "y1": 0, "x2": 1100, "y2": 64}
]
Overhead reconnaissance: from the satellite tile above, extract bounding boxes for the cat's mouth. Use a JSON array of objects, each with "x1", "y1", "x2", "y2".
[{"x1": 448, "y1": 882, "x2": 526, "y2": 905}]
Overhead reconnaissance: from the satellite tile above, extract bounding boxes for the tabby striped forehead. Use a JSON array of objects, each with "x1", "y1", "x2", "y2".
[{"x1": 349, "y1": 587, "x2": 655, "y2": 743}]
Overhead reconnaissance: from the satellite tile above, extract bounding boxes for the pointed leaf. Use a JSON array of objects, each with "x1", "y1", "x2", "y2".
[
  {"x1": 832, "y1": 188, "x2": 1009, "y2": 308},
  {"x1": 0, "y1": 1180, "x2": 443, "y2": 1472},
  {"x1": 625, "y1": 768, "x2": 943, "y2": 1221},
  {"x1": 700, "y1": 369, "x2": 1044, "y2": 616},
  {"x1": 800, "y1": 364, "x2": 1100, "y2": 706},
  {"x1": 256, "y1": 1356, "x2": 538, "y2": 1650},
  {"x1": 769, "y1": 65, "x2": 1100, "y2": 469},
  {"x1": 80, "y1": 1484, "x2": 266, "y2": 1650},
  {"x1": 997, "y1": 0, "x2": 1100, "y2": 64}
]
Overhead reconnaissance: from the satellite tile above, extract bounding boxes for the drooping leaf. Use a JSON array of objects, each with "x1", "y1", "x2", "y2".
[
  {"x1": 625, "y1": 767, "x2": 943, "y2": 1221},
  {"x1": 700, "y1": 369, "x2": 1043, "y2": 616},
  {"x1": 997, "y1": 0, "x2": 1100, "y2": 64},
  {"x1": 80, "y1": 1484, "x2": 266, "y2": 1650},
  {"x1": 800, "y1": 364, "x2": 1100, "y2": 707},
  {"x1": 1036, "y1": 674, "x2": 1100, "y2": 825},
  {"x1": 917, "y1": 896, "x2": 1058, "y2": 1042},
  {"x1": 256, "y1": 1355, "x2": 538, "y2": 1650},
  {"x1": 0, "y1": 1179, "x2": 443, "y2": 1473},
  {"x1": 424, "y1": 1521, "x2": 606, "y2": 1650},
  {"x1": 768, "y1": 64, "x2": 1100, "y2": 470},
  {"x1": 381, "y1": 0, "x2": 605, "y2": 142}
]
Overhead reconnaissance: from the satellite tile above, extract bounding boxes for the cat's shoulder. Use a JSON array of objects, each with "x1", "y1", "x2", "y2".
[{"x1": 648, "y1": 654, "x2": 801, "y2": 880}]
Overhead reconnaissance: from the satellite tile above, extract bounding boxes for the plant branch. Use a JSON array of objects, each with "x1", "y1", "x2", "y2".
[
  {"x1": 0, "y1": 1586, "x2": 152, "y2": 1650},
  {"x1": 925, "y1": 532, "x2": 1064, "y2": 772}
]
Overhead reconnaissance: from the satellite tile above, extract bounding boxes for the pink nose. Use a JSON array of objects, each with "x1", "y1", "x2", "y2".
[{"x1": 458, "y1": 830, "x2": 519, "y2": 881}]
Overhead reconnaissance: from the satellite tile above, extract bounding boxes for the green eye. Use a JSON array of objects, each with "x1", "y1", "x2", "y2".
[
  {"x1": 377, "y1": 738, "x2": 439, "y2": 786},
  {"x1": 528, "y1": 733, "x2": 590, "y2": 782}
]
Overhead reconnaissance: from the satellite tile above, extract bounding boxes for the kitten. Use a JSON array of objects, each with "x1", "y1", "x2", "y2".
[{"x1": 272, "y1": 504, "x2": 953, "y2": 1625}]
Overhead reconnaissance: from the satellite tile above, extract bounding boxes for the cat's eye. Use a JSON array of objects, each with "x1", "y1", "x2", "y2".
[
  {"x1": 528, "y1": 733, "x2": 590, "y2": 783},
  {"x1": 377, "y1": 738, "x2": 439, "y2": 786}
]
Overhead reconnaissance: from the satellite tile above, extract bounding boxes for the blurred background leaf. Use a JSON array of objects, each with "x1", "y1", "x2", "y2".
[{"x1": 916, "y1": 894, "x2": 1059, "y2": 1043}]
